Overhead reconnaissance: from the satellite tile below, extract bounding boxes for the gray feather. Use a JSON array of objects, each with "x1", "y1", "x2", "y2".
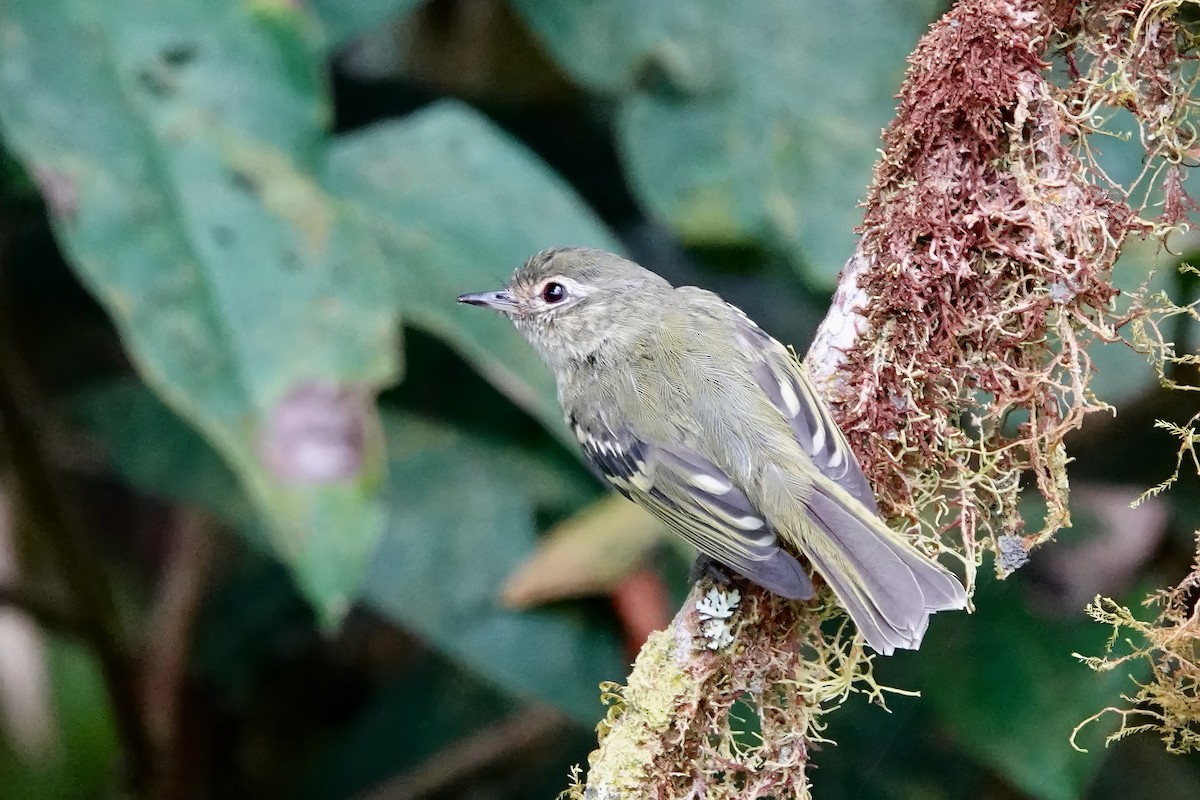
[
  {"x1": 804, "y1": 487, "x2": 925, "y2": 633},
  {"x1": 803, "y1": 484, "x2": 966, "y2": 652},
  {"x1": 804, "y1": 549, "x2": 915, "y2": 655}
]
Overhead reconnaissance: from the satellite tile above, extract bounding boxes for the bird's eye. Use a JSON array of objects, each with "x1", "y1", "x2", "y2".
[{"x1": 541, "y1": 281, "x2": 567, "y2": 304}]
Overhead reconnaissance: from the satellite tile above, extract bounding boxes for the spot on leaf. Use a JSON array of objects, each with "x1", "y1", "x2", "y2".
[{"x1": 260, "y1": 382, "x2": 370, "y2": 484}]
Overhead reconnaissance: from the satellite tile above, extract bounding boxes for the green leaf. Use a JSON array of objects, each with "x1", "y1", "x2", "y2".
[
  {"x1": 76, "y1": 384, "x2": 234, "y2": 516},
  {"x1": 0, "y1": 2, "x2": 620, "y2": 623},
  {"x1": 73, "y1": 382, "x2": 268, "y2": 547},
  {"x1": 360, "y1": 415, "x2": 625, "y2": 724},
  {"x1": 920, "y1": 577, "x2": 1147, "y2": 800},
  {"x1": 76, "y1": 381, "x2": 624, "y2": 723},
  {"x1": 309, "y1": 0, "x2": 423, "y2": 51},
  {"x1": 511, "y1": 0, "x2": 942, "y2": 283},
  {"x1": 0, "y1": 0, "x2": 400, "y2": 623},
  {"x1": 327, "y1": 102, "x2": 621, "y2": 442},
  {"x1": 503, "y1": 495, "x2": 666, "y2": 608},
  {"x1": 1088, "y1": 737, "x2": 1200, "y2": 800}
]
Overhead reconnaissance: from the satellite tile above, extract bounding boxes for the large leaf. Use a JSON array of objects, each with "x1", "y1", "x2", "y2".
[
  {"x1": 503, "y1": 495, "x2": 666, "y2": 608},
  {"x1": 511, "y1": 0, "x2": 942, "y2": 283},
  {"x1": 816, "y1": 572, "x2": 1150, "y2": 799},
  {"x1": 0, "y1": 0, "x2": 620, "y2": 622},
  {"x1": 77, "y1": 382, "x2": 623, "y2": 723},
  {"x1": 0, "y1": 0, "x2": 398, "y2": 623},
  {"x1": 326, "y1": 103, "x2": 621, "y2": 442},
  {"x1": 75, "y1": 383, "x2": 251, "y2": 527},
  {"x1": 361, "y1": 415, "x2": 625, "y2": 723},
  {"x1": 921, "y1": 577, "x2": 1147, "y2": 800}
]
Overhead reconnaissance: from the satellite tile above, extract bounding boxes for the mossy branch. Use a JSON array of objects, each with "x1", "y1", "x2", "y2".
[{"x1": 573, "y1": 1, "x2": 1200, "y2": 795}]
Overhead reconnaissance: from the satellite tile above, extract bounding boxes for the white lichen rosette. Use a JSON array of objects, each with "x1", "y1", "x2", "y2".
[{"x1": 695, "y1": 586, "x2": 742, "y2": 650}]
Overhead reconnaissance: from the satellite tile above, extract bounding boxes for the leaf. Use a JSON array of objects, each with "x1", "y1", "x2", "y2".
[
  {"x1": 1087, "y1": 736, "x2": 1200, "y2": 800},
  {"x1": 74, "y1": 383, "x2": 257, "y2": 535},
  {"x1": 921, "y1": 577, "x2": 1149, "y2": 800},
  {"x1": 308, "y1": 0, "x2": 423, "y2": 50},
  {"x1": 0, "y1": 3, "x2": 623, "y2": 624},
  {"x1": 326, "y1": 102, "x2": 621, "y2": 442},
  {"x1": 0, "y1": 0, "x2": 399, "y2": 624},
  {"x1": 360, "y1": 415, "x2": 626, "y2": 724},
  {"x1": 77, "y1": 381, "x2": 625, "y2": 723},
  {"x1": 510, "y1": 0, "x2": 943, "y2": 283},
  {"x1": 503, "y1": 495, "x2": 666, "y2": 608}
]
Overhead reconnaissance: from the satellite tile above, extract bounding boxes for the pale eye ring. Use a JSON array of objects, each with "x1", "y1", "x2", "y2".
[{"x1": 541, "y1": 281, "x2": 567, "y2": 304}]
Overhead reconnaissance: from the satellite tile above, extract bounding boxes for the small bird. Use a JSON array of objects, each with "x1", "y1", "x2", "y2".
[{"x1": 459, "y1": 248, "x2": 966, "y2": 654}]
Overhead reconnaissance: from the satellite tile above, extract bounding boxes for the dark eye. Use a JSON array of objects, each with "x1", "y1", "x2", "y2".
[{"x1": 541, "y1": 281, "x2": 567, "y2": 303}]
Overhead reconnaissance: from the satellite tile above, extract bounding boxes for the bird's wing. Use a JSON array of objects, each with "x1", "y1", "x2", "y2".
[
  {"x1": 568, "y1": 414, "x2": 814, "y2": 600},
  {"x1": 721, "y1": 301, "x2": 879, "y2": 513}
]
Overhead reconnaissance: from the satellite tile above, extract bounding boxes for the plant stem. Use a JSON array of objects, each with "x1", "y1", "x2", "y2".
[
  {"x1": 0, "y1": 271, "x2": 151, "y2": 794},
  {"x1": 0, "y1": 580, "x2": 81, "y2": 635}
]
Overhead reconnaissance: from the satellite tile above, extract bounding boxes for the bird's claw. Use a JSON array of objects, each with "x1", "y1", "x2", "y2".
[{"x1": 689, "y1": 553, "x2": 734, "y2": 587}]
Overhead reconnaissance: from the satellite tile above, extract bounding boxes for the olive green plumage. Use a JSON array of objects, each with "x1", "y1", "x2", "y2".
[{"x1": 459, "y1": 247, "x2": 966, "y2": 654}]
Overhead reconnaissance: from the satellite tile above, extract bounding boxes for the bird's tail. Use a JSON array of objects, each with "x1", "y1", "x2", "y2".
[{"x1": 798, "y1": 482, "x2": 967, "y2": 655}]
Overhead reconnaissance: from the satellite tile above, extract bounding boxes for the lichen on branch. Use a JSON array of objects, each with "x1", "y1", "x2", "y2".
[{"x1": 568, "y1": 587, "x2": 910, "y2": 800}]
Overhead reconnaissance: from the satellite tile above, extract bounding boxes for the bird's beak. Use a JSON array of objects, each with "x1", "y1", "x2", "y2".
[{"x1": 457, "y1": 290, "x2": 518, "y2": 313}]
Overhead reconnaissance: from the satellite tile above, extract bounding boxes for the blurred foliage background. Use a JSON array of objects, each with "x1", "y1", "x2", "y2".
[{"x1": 0, "y1": 0, "x2": 1197, "y2": 798}]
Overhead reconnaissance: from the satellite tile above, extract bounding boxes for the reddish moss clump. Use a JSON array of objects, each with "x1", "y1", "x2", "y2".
[{"x1": 834, "y1": 0, "x2": 1199, "y2": 579}]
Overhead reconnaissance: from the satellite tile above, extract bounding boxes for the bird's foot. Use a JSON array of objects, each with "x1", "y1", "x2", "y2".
[{"x1": 689, "y1": 553, "x2": 734, "y2": 587}]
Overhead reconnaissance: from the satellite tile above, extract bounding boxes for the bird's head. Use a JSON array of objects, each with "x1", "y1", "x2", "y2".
[{"x1": 458, "y1": 247, "x2": 671, "y2": 367}]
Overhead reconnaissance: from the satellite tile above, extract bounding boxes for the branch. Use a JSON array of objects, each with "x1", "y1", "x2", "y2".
[
  {"x1": 0, "y1": 581, "x2": 82, "y2": 635},
  {"x1": 141, "y1": 506, "x2": 217, "y2": 800},
  {"x1": 0, "y1": 270, "x2": 151, "y2": 793}
]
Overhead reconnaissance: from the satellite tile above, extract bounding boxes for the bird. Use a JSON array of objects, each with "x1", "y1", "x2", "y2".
[{"x1": 458, "y1": 247, "x2": 966, "y2": 654}]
